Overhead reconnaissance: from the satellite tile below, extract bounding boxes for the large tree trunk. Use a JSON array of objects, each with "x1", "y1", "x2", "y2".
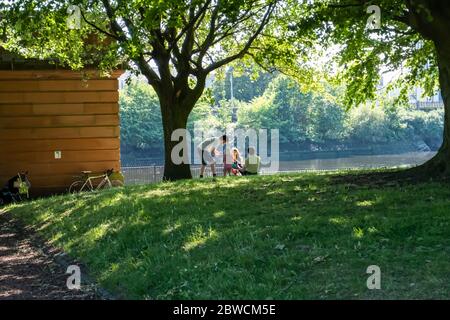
[
  {"x1": 420, "y1": 46, "x2": 450, "y2": 176},
  {"x1": 160, "y1": 98, "x2": 193, "y2": 181},
  {"x1": 409, "y1": 36, "x2": 450, "y2": 178},
  {"x1": 405, "y1": 1, "x2": 450, "y2": 179}
]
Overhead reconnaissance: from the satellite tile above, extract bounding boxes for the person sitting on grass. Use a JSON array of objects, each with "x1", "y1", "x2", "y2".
[
  {"x1": 243, "y1": 147, "x2": 261, "y2": 176},
  {"x1": 198, "y1": 135, "x2": 228, "y2": 178},
  {"x1": 231, "y1": 147, "x2": 244, "y2": 176}
]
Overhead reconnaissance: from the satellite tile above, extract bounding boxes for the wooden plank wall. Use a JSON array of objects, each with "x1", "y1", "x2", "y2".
[{"x1": 0, "y1": 70, "x2": 123, "y2": 196}]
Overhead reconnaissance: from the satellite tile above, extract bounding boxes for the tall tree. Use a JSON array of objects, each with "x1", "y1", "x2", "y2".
[
  {"x1": 292, "y1": 0, "x2": 450, "y2": 177},
  {"x1": 0, "y1": 0, "x2": 304, "y2": 180}
]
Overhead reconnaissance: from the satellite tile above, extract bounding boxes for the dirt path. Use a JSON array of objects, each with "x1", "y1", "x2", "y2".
[{"x1": 0, "y1": 211, "x2": 99, "y2": 300}]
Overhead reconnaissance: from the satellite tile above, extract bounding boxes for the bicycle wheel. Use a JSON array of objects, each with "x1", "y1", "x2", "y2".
[
  {"x1": 11, "y1": 193, "x2": 22, "y2": 203},
  {"x1": 69, "y1": 181, "x2": 85, "y2": 194}
]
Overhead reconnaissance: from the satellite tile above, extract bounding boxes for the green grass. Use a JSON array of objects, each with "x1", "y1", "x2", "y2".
[{"x1": 3, "y1": 171, "x2": 450, "y2": 299}]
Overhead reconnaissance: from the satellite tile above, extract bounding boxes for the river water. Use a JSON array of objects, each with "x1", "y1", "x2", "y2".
[
  {"x1": 262, "y1": 152, "x2": 437, "y2": 173},
  {"x1": 122, "y1": 152, "x2": 438, "y2": 185}
]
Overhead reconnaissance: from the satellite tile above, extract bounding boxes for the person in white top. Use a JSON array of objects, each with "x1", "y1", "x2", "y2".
[{"x1": 197, "y1": 135, "x2": 229, "y2": 178}]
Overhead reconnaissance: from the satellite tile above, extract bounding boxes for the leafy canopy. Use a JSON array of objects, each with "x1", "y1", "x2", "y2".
[
  {"x1": 291, "y1": 0, "x2": 440, "y2": 108},
  {"x1": 0, "y1": 0, "x2": 316, "y2": 97},
  {"x1": 2, "y1": 0, "x2": 437, "y2": 109}
]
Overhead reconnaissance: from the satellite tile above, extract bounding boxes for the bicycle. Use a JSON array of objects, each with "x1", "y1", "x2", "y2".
[
  {"x1": 1, "y1": 172, "x2": 31, "y2": 205},
  {"x1": 69, "y1": 169, "x2": 124, "y2": 194}
]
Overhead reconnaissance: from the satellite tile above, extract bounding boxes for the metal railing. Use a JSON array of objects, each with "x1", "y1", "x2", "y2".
[
  {"x1": 121, "y1": 164, "x2": 416, "y2": 186},
  {"x1": 122, "y1": 165, "x2": 224, "y2": 185},
  {"x1": 413, "y1": 101, "x2": 444, "y2": 110}
]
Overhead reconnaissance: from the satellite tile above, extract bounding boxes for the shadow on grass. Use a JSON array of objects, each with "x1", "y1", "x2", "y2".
[{"x1": 6, "y1": 172, "x2": 450, "y2": 299}]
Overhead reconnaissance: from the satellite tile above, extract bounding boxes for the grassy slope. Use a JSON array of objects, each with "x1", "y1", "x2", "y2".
[{"x1": 4, "y1": 172, "x2": 450, "y2": 299}]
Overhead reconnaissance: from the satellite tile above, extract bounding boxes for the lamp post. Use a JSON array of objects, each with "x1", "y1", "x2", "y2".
[{"x1": 228, "y1": 66, "x2": 237, "y2": 123}]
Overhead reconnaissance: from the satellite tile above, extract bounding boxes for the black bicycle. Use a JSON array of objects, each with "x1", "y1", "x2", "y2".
[{"x1": 0, "y1": 172, "x2": 31, "y2": 206}]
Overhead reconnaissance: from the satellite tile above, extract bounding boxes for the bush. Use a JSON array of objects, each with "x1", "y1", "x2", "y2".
[{"x1": 119, "y1": 81, "x2": 163, "y2": 151}]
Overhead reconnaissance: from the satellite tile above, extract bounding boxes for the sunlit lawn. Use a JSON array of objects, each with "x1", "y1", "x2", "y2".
[{"x1": 4, "y1": 171, "x2": 450, "y2": 299}]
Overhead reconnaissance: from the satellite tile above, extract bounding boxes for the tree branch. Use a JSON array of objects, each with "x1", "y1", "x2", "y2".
[
  {"x1": 169, "y1": 0, "x2": 211, "y2": 52},
  {"x1": 79, "y1": 8, "x2": 120, "y2": 40},
  {"x1": 203, "y1": 2, "x2": 276, "y2": 73},
  {"x1": 100, "y1": 0, "x2": 161, "y2": 87},
  {"x1": 101, "y1": 0, "x2": 128, "y2": 41}
]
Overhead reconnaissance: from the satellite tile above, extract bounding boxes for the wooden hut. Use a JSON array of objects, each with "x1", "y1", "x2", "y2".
[{"x1": 0, "y1": 49, "x2": 123, "y2": 196}]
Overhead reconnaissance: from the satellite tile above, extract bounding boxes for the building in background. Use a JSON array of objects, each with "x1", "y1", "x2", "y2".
[
  {"x1": 0, "y1": 48, "x2": 123, "y2": 196},
  {"x1": 379, "y1": 69, "x2": 444, "y2": 111}
]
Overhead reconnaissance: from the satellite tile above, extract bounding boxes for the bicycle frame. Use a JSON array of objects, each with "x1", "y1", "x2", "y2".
[
  {"x1": 70, "y1": 168, "x2": 123, "y2": 194},
  {"x1": 79, "y1": 174, "x2": 112, "y2": 192},
  {"x1": 96, "y1": 175, "x2": 112, "y2": 190}
]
